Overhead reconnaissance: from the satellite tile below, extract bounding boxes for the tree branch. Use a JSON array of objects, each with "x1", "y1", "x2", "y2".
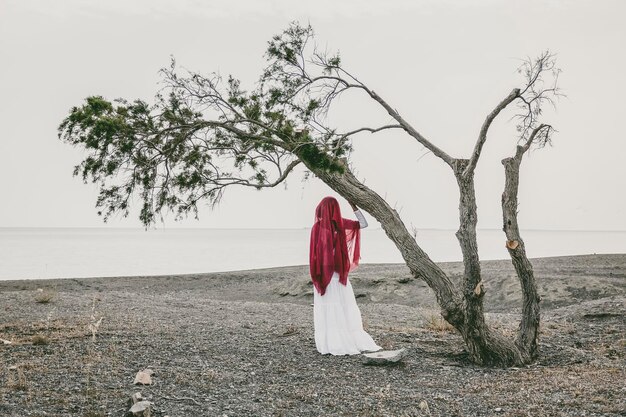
[
  {"x1": 333, "y1": 124, "x2": 403, "y2": 149},
  {"x1": 518, "y1": 124, "x2": 552, "y2": 156},
  {"x1": 364, "y1": 88, "x2": 456, "y2": 167},
  {"x1": 238, "y1": 159, "x2": 301, "y2": 189},
  {"x1": 513, "y1": 51, "x2": 562, "y2": 143},
  {"x1": 463, "y1": 88, "x2": 520, "y2": 176},
  {"x1": 339, "y1": 124, "x2": 404, "y2": 138}
]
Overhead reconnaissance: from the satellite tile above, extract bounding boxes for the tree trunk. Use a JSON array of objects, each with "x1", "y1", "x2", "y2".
[
  {"x1": 453, "y1": 160, "x2": 530, "y2": 365},
  {"x1": 300, "y1": 154, "x2": 536, "y2": 366},
  {"x1": 311, "y1": 166, "x2": 465, "y2": 326},
  {"x1": 502, "y1": 149, "x2": 541, "y2": 360},
  {"x1": 454, "y1": 160, "x2": 489, "y2": 362}
]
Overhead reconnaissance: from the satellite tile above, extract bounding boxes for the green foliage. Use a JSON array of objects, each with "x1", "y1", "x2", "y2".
[
  {"x1": 59, "y1": 22, "x2": 362, "y2": 226},
  {"x1": 60, "y1": 92, "x2": 257, "y2": 225},
  {"x1": 297, "y1": 143, "x2": 345, "y2": 174}
]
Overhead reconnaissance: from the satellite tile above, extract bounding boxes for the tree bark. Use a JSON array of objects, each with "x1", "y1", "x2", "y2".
[
  {"x1": 453, "y1": 160, "x2": 529, "y2": 365},
  {"x1": 502, "y1": 147, "x2": 541, "y2": 360},
  {"x1": 454, "y1": 160, "x2": 488, "y2": 361}
]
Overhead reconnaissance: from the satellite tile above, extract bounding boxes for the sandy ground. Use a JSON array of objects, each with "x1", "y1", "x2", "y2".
[{"x1": 0, "y1": 254, "x2": 624, "y2": 416}]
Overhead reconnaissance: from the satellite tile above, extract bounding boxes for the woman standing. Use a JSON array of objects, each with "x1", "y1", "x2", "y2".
[{"x1": 309, "y1": 196, "x2": 381, "y2": 355}]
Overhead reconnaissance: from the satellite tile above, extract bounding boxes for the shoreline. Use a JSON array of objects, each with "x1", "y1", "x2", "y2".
[
  {"x1": 3, "y1": 226, "x2": 626, "y2": 232},
  {"x1": 1, "y1": 252, "x2": 623, "y2": 284},
  {"x1": 4, "y1": 227, "x2": 626, "y2": 282}
]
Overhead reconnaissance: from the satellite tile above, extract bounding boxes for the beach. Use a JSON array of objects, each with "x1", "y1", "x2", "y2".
[{"x1": 1, "y1": 254, "x2": 624, "y2": 416}]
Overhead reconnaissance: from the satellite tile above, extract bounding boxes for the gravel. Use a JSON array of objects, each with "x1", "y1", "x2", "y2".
[{"x1": 1, "y1": 254, "x2": 625, "y2": 416}]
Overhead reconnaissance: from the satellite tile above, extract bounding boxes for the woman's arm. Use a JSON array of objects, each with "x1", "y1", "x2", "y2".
[{"x1": 349, "y1": 201, "x2": 368, "y2": 229}]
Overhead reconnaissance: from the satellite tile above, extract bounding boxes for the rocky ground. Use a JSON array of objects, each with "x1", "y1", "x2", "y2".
[{"x1": 1, "y1": 254, "x2": 625, "y2": 416}]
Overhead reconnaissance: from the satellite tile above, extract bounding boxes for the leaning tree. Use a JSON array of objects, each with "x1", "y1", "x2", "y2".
[{"x1": 59, "y1": 23, "x2": 561, "y2": 366}]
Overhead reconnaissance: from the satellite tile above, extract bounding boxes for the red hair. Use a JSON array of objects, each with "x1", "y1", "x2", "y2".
[{"x1": 309, "y1": 196, "x2": 361, "y2": 295}]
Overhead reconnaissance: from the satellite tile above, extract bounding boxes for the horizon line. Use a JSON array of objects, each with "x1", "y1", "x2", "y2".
[{"x1": 1, "y1": 226, "x2": 626, "y2": 233}]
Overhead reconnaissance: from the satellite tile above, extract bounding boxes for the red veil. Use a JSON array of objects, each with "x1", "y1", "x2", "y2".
[{"x1": 309, "y1": 196, "x2": 361, "y2": 296}]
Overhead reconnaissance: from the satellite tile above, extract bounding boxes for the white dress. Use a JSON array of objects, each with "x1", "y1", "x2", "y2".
[{"x1": 313, "y1": 210, "x2": 381, "y2": 355}]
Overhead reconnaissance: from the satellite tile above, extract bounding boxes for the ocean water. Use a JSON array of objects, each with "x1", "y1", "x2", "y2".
[{"x1": 1, "y1": 227, "x2": 625, "y2": 280}]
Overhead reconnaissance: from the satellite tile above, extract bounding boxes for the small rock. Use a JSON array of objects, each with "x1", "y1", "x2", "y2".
[
  {"x1": 362, "y1": 348, "x2": 407, "y2": 365},
  {"x1": 129, "y1": 400, "x2": 152, "y2": 416},
  {"x1": 129, "y1": 392, "x2": 144, "y2": 405},
  {"x1": 495, "y1": 408, "x2": 503, "y2": 412},
  {"x1": 8, "y1": 365, "x2": 18, "y2": 371},
  {"x1": 133, "y1": 369, "x2": 154, "y2": 385}
]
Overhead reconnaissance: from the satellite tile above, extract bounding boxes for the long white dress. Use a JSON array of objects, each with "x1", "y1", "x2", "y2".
[{"x1": 313, "y1": 210, "x2": 381, "y2": 355}]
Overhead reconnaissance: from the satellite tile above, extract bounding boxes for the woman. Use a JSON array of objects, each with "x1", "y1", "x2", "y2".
[{"x1": 309, "y1": 196, "x2": 381, "y2": 355}]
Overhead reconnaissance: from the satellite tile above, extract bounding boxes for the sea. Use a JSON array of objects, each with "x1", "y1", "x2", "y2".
[{"x1": 1, "y1": 227, "x2": 625, "y2": 281}]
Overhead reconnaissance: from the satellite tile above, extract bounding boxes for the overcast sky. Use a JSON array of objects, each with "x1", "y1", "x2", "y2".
[{"x1": 1, "y1": 0, "x2": 624, "y2": 231}]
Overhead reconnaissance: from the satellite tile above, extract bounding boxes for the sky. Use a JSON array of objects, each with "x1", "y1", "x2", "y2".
[{"x1": 0, "y1": 0, "x2": 624, "y2": 231}]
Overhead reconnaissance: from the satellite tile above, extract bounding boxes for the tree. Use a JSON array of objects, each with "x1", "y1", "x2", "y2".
[{"x1": 59, "y1": 23, "x2": 561, "y2": 366}]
